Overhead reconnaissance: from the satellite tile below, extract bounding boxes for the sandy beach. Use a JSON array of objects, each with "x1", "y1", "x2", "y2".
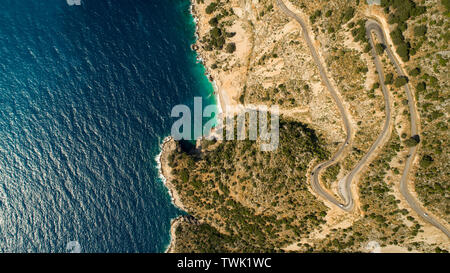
[{"x1": 190, "y1": 0, "x2": 251, "y2": 115}]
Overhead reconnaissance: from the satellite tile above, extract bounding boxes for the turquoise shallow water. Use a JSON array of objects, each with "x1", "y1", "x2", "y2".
[{"x1": 0, "y1": 0, "x2": 215, "y2": 252}]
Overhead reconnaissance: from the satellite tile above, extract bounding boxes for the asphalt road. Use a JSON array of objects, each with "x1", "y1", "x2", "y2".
[
  {"x1": 335, "y1": 20, "x2": 393, "y2": 211},
  {"x1": 366, "y1": 19, "x2": 449, "y2": 238},
  {"x1": 276, "y1": 0, "x2": 450, "y2": 238},
  {"x1": 276, "y1": 0, "x2": 353, "y2": 209}
]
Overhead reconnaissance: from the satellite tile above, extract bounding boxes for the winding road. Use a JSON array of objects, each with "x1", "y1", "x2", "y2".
[
  {"x1": 335, "y1": 20, "x2": 393, "y2": 211},
  {"x1": 276, "y1": 0, "x2": 353, "y2": 210},
  {"x1": 276, "y1": 0, "x2": 450, "y2": 238}
]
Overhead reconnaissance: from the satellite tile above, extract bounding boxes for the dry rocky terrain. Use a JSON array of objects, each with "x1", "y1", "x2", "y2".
[{"x1": 165, "y1": 0, "x2": 449, "y2": 252}]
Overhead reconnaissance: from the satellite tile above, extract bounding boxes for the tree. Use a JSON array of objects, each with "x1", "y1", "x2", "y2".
[
  {"x1": 396, "y1": 42, "x2": 410, "y2": 61},
  {"x1": 225, "y1": 43, "x2": 236, "y2": 53},
  {"x1": 405, "y1": 135, "x2": 420, "y2": 147},
  {"x1": 376, "y1": 43, "x2": 385, "y2": 55},
  {"x1": 210, "y1": 27, "x2": 222, "y2": 39},
  {"x1": 226, "y1": 32, "x2": 236, "y2": 38},
  {"x1": 352, "y1": 19, "x2": 368, "y2": 43},
  {"x1": 416, "y1": 82, "x2": 426, "y2": 92},
  {"x1": 385, "y1": 73, "x2": 394, "y2": 85},
  {"x1": 309, "y1": 10, "x2": 322, "y2": 24},
  {"x1": 394, "y1": 76, "x2": 408, "y2": 87},
  {"x1": 215, "y1": 36, "x2": 225, "y2": 49},
  {"x1": 409, "y1": 67, "x2": 421, "y2": 77},
  {"x1": 381, "y1": 0, "x2": 391, "y2": 8},
  {"x1": 414, "y1": 25, "x2": 427, "y2": 37},
  {"x1": 442, "y1": 0, "x2": 450, "y2": 13},
  {"x1": 205, "y1": 3, "x2": 217, "y2": 14},
  {"x1": 180, "y1": 168, "x2": 190, "y2": 183},
  {"x1": 390, "y1": 28, "x2": 405, "y2": 46},
  {"x1": 419, "y1": 155, "x2": 433, "y2": 168},
  {"x1": 209, "y1": 17, "x2": 219, "y2": 27},
  {"x1": 342, "y1": 7, "x2": 355, "y2": 23}
]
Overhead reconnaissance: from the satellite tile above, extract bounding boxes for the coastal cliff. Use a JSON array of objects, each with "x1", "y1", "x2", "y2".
[
  {"x1": 158, "y1": 137, "x2": 186, "y2": 253},
  {"x1": 159, "y1": 137, "x2": 185, "y2": 211}
]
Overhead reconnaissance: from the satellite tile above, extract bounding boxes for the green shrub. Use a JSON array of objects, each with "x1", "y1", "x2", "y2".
[
  {"x1": 385, "y1": 73, "x2": 394, "y2": 85},
  {"x1": 351, "y1": 20, "x2": 368, "y2": 43},
  {"x1": 310, "y1": 10, "x2": 322, "y2": 24},
  {"x1": 416, "y1": 82, "x2": 426, "y2": 92},
  {"x1": 409, "y1": 67, "x2": 421, "y2": 77},
  {"x1": 404, "y1": 135, "x2": 420, "y2": 147},
  {"x1": 394, "y1": 76, "x2": 408, "y2": 87},
  {"x1": 210, "y1": 27, "x2": 222, "y2": 38},
  {"x1": 214, "y1": 36, "x2": 225, "y2": 49},
  {"x1": 442, "y1": 0, "x2": 450, "y2": 12},
  {"x1": 342, "y1": 7, "x2": 355, "y2": 23},
  {"x1": 376, "y1": 43, "x2": 385, "y2": 55},
  {"x1": 419, "y1": 155, "x2": 433, "y2": 168},
  {"x1": 414, "y1": 25, "x2": 427, "y2": 37},
  {"x1": 396, "y1": 42, "x2": 410, "y2": 61},
  {"x1": 390, "y1": 28, "x2": 405, "y2": 46},
  {"x1": 226, "y1": 32, "x2": 236, "y2": 38},
  {"x1": 205, "y1": 2, "x2": 217, "y2": 14},
  {"x1": 209, "y1": 17, "x2": 219, "y2": 27},
  {"x1": 180, "y1": 168, "x2": 190, "y2": 183},
  {"x1": 225, "y1": 43, "x2": 236, "y2": 53}
]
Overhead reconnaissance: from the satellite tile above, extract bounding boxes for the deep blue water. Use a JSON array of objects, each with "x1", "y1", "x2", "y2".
[{"x1": 0, "y1": 0, "x2": 215, "y2": 252}]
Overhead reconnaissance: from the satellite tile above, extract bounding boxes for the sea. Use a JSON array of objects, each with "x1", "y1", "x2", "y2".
[{"x1": 0, "y1": 0, "x2": 216, "y2": 252}]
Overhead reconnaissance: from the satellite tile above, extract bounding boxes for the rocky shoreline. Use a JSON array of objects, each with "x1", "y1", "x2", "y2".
[
  {"x1": 162, "y1": 1, "x2": 214, "y2": 253},
  {"x1": 159, "y1": 136, "x2": 205, "y2": 252},
  {"x1": 158, "y1": 136, "x2": 186, "y2": 253},
  {"x1": 162, "y1": 0, "x2": 233, "y2": 253},
  {"x1": 190, "y1": 0, "x2": 229, "y2": 114},
  {"x1": 165, "y1": 215, "x2": 183, "y2": 253},
  {"x1": 158, "y1": 136, "x2": 185, "y2": 211}
]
